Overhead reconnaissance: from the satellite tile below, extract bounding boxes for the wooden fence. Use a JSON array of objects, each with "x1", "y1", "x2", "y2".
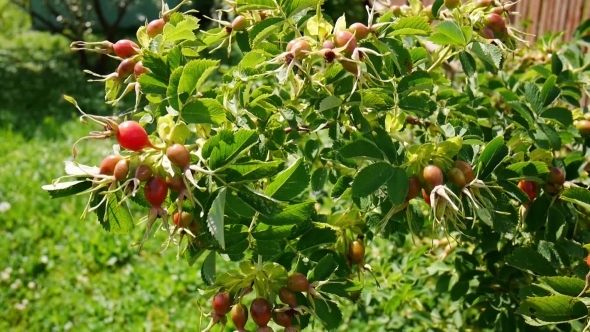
[{"x1": 378, "y1": 0, "x2": 590, "y2": 41}]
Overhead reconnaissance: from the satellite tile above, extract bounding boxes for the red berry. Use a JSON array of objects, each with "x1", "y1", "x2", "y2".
[
  {"x1": 113, "y1": 159, "x2": 130, "y2": 181},
  {"x1": 99, "y1": 155, "x2": 124, "y2": 175},
  {"x1": 117, "y1": 59, "x2": 136, "y2": 79},
  {"x1": 518, "y1": 180, "x2": 537, "y2": 201},
  {"x1": 116, "y1": 121, "x2": 152, "y2": 151},
  {"x1": 448, "y1": 167, "x2": 467, "y2": 189},
  {"x1": 339, "y1": 59, "x2": 358, "y2": 75},
  {"x1": 423, "y1": 165, "x2": 444, "y2": 191},
  {"x1": 113, "y1": 39, "x2": 139, "y2": 58},
  {"x1": 284, "y1": 327, "x2": 300, "y2": 332},
  {"x1": 286, "y1": 273, "x2": 309, "y2": 293},
  {"x1": 147, "y1": 18, "x2": 165, "y2": 38},
  {"x1": 232, "y1": 15, "x2": 247, "y2": 31},
  {"x1": 213, "y1": 291, "x2": 232, "y2": 316},
  {"x1": 273, "y1": 310, "x2": 293, "y2": 327},
  {"x1": 144, "y1": 177, "x2": 168, "y2": 207},
  {"x1": 544, "y1": 182, "x2": 562, "y2": 195},
  {"x1": 134, "y1": 61, "x2": 148, "y2": 78},
  {"x1": 576, "y1": 120, "x2": 590, "y2": 135},
  {"x1": 349, "y1": 240, "x2": 365, "y2": 264},
  {"x1": 166, "y1": 144, "x2": 191, "y2": 169},
  {"x1": 334, "y1": 30, "x2": 357, "y2": 55},
  {"x1": 349, "y1": 22, "x2": 370, "y2": 40},
  {"x1": 134, "y1": 165, "x2": 153, "y2": 182},
  {"x1": 231, "y1": 303, "x2": 249, "y2": 331},
  {"x1": 406, "y1": 176, "x2": 421, "y2": 200},
  {"x1": 250, "y1": 298, "x2": 272, "y2": 327},
  {"x1": 547, "y1": 166, "x2": 565, "y2": 185},
  {"x1": 256, "y1": 326, "x2": 275, "y2": 332},
  {"x1": 173, "y1": 211, "x2": 194, "y2": 228},
  {"x1": 322, "y1": 40, "x2": 335, "y2": 49},
  {"x1": 278, "y1": 287, "x2": 298, "y2": 308},
  {"x1": 485, "y1": 13, "x2": 506, "y2": 33},
  {"x1": 391, "y1": 5, "x2": 402, "y2": 16},
  {"x1": 479, "y1": 27, "x2": 495, "y2": 39},
  {"x1": 165, "y1": 175, "x2": 186, "y2": 192},
  {"x1": 586, "y1": 254, "x2": 590, "y2": 268},
  {"x1": 422, "y1": 188, "x2": 431, "y2": 205},
  {"x1": 454, "y1": 161, "x2": 475, "y2": 183}
]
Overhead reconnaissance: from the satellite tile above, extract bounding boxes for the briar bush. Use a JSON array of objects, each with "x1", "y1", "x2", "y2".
[{"x1": 43, "y1": 0, "x2": 590, "y2": 330}]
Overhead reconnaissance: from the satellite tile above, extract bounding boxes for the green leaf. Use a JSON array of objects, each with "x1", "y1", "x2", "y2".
[
  {"x1": 42, "y1": 180, "x2": 92, "y2": 199},
  {"x1": 236, "y1": 0, "x2": 275, "y2": 11},
  {"x1": 429, "y1": 21, "x2": 466, "y2": 46},
  {"x1": 431, "y1": 0, "x2": 444, "y2": 17},
  {"x1": 339, "y1": 139, "x2": 384, "y2": 160},
  {"x1": 507, "y1": 101, "x2": 535, "y2": 127},
  {"x1": 258, "y1": 200, "x2": 315, "y2": 225},
  {"x1": 541, "y1": 107, "x2": 573, "y2": 127},
  {"x1": 313, "y1": 298, "x2": 343, "y2": 330},
  {"x1": 319, "y1": 95, "x2": 342, "y2": 112},
  {"x1": 389, "y1": 16, "x2": 432, "y2": 36},
  {"x1": 331, "y1": 175, "x2": 353, "y2": 199},
  {"x1": 506, "y1": 247, "x2": 556, "y2": 276},
  {"x1": 499, "y1": 161, "x2": 550, "y2": 179},
  {"x1": 541, "y1": 75, "x2": 558, "y2": 106},
  {"x1": 517, "y1": 295, "x2": 587, "y2": 326},
  {"x1": 539, "y1": 277, "x2": 586, "y2": 297},
  {"x1": 561, "y1": 187, "x2": 590, "y2": 211},
  {"x1": 352, "y1": 162, "x2": 394, "y2": 197},
  {"x1": 524, "y1": 195, "x2": 551, "y2": 232},
  {"x1": 397, "y1": 70, "x2": 433, "y2": 94},
  {"x1": 182, "y1": 99, "x2": 226, "y2": 125},
  {"x1": 208, "y1": 129, "x2": 258, "y2": 170},
  {"x1": 458, "y1": 51, "x2": 476, "y2": 77},
  {"x1": 223, "y1": 160, "x2": 284, "y2": 183},
  {"x1": 236, "y1": 187, "x2": 283, "y2": 216},
  {"x1": 163, "y1": 17, "x2": 198, "y2": 42},
  {"x1": 524, "y1": 82, "x2": 544, "y2": 114},
  {"x1": 137, "y1": 73, "x2": 168, "y2": 95},
  {"x1": 470, "y1": 42, "x2": 502, "y2": 69},
  {"x1": 551, "y1": 53, "x2": 563, "y2": 74},
  {"x1": 297, "y1": 227, "x2": 337, "y2": 251},
  {"x1": 95, "y1": 193, "x2": 134, "y2": 235},
  {"x1": 309, "y1": 254, "x2": 337, "y2": 283},
  {"x1": 264, "y1": 158, "x2": 310, "y2": 201},
  {"x1": 201, "y1": 251, "x2": 216, "y2": 286},
  {"x1": 206, "y1": 188, "x2": 227, "y2": 249},
  {"x1": 311, "y1": 168, "x2": 328, "y2": 194},
  {"x1": 251, "y1": 223, "x2": 293, "y2": 240},
  {"x1": 283, "y1": 0, "x2": 323, "y2": 17},
  {"x1": 166, "y1": 66, "x2": 183, "y2": 111},
  {"x1": 477, "y1": 136, "x2": 508, "y2": 180},
  {"x1": 387, "y1": 167, "x2": 409, "y2": 205},
  {"x1": 248, "y1": 17, "x2": 283, "y2": 47},
  {"x1": 178, "y1": 59, "x2": 219, "y2": 97}
]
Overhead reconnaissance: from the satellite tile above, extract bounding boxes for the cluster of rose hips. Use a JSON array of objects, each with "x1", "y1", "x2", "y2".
[
  {"x1": 518, "y1": 166, "x2": 566, "y2": 204},
  {"x1": 206, "y1": 272, "x2": 324, "y2": 331}
]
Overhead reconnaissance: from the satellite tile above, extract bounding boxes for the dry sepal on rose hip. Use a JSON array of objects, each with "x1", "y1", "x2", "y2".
[
  {"x1": 134, "y1": 176, "x2": 170, "y2": 251},
  {"x1": 421, "y1": 165, "x2": 467, "y2": 233},
  {"x1": 202, "y1": 290, "x2": 232, "y2": 332}
]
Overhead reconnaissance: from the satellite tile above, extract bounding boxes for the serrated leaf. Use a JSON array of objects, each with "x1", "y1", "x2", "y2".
[
  {"x1": 283, "y1": 0, "x2": 323, "y2": 17},
  {"x1": 297, "y1": 227, "x2": 337, "y2": 251},
  {"x1": 223, "y1": 160, "x2": 284, "y2": 183},
  {"x1": 539, "y1": 123, "x2": 562, "y2": 150},
  {"x1": 505, "y1": 247, "x2": 556, "y2": 276},
  {"x1": 313, "y1": 298, "x2": 343, "y2": 330},
  {"x1": 477, "y1": 136, "x2": 508, "y2": 180},
  {"x1": 208, "y1": 129, "x2": 258, "y2": 170},
  {"x1": 470, "y1": 42, "x2": 502, "y2": 69},
  {"x1": 429, "y1": 21, "x2": 466, "y2": 46},
  {"x1": 540, "y1": 107, "x2": 573, "y2": 127},
  {"x1": 561, "y1": 187, "x2": 590, "y2": 211},
  {"x1": 264, "y1": 158, "x2": 310, "y2": 201},
  {"x1": 517, "y1": 295, "x2": 587, "y2": 326},
  {"x1": 182, "y1": 99, "x2": 226, "y2": 125},
  {"x1": 459, "y1": 51, "x2": 476, "y2": 77},
  {"x1": 397, "y1": 70, "x2": 433, "y2": 94},
  {"x1": 539, "y1": 277, "x2": 586, "y2": 297},
  {"x1": 95, "y1": 192, "x2": 134, "y2": 235},
  {"x1": 387, "y1": 167, "x2": 409, "y2": 205},
  {"x1": 236, "y1": 187, "x2": 283, "y2": 216},
  {"x1": 166, "y1": 66, "x2": 183, "y2": 111},
  {"x1": 309, "y1": 254, "x2": 337, "y2": 282},
  {"x1": 499, "y1": 161, "x2": 550, "y2": 179},
  {"x1": 137, "y1": 74, "x2": 168, "y2": 95},
  {"x1": 206, "y1": 188, "x2": 227, "y2": 249},
  {"x1": 251, "y1": 223, "x2": 293, "y2": 240},
  {"x1": 319, "y1": 95, "x2": 342, "y2": 112},
  {"x1": 201, "y1": 251, "x2": 216, "y2": 286},
  {"x1": 352, "y1": 162, "x2": 394, "y2": 197},
  {"x1": 541, "y1": 75, "x2": 558, "y2": 106},
  {"x1": 339, "y1": 139, "x2": 384, "y2": 160},
  {"x1": 42, "y1": 180, "x2": 92, "y2": 199},
  {"x1": 389, "y1": 16, "x2": 432, "y2": 36},
  {"x1": 524, "y1": 195, "x2": 551, "y2": 232},
  {"x1": 249, "y1": 17, "x2": 283, "y2": 47},
  {"x1": 178, "y1": 59, "x2": 219, "y2": 97},
  {"x1": 236, "y1": 0, "x2": 275, "y2": 11},
  {"x1": 164, "y1": 18, "x2": 198, "y2": 42},
  {"x1": 507, "y1": 101, "x2": 535, "y2": 127},
  {"x1": 311, "y1": 168, "x2": 328, "y2": 194},
  {"x1": 258, "y1": 200, "x2": 315, "y2": 225},
  {"x1": 331, "y1": 175, "x2": 353, "y2": 198},
  {"x1": 524, "y1": 82, "x2": 544, "y2": 114}
]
